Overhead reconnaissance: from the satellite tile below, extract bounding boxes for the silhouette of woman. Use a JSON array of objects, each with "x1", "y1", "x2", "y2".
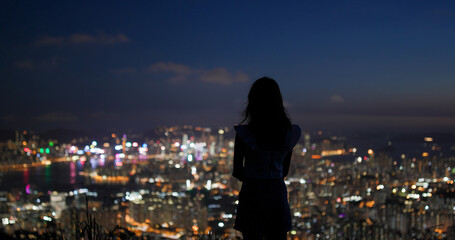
[{"x1": 233, "y1": 77, "x2": 301, "y2": 240}]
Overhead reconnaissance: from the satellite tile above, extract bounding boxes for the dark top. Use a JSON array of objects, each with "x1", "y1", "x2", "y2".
[{"x1": 232, "y1": 124, "x2": 301, "y2": 234}]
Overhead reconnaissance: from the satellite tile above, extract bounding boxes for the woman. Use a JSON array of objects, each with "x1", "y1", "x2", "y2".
[{"x1": 233, "y1": 77, "x2": 301, "y2": 240}]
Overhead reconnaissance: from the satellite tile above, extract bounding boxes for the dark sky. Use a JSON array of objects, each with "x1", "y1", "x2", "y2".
[{"x1": 2, "y1": 1, "x2": 455, "y2": 133}]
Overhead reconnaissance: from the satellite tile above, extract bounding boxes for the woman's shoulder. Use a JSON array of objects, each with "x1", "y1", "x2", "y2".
[
  {"x1": 291, "y1": 124, "x2": 301, "y2": 132},
  {"x1": 290, "y1": 124, "x2": 301, "y2": 137},
  {"x1": 287, "y1": 124, "x2": 301, "y2": 149}
]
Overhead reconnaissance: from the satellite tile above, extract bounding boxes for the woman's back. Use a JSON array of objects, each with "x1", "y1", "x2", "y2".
[
  {"x1": 233, "y1": 77, "x2": 300, "y2": 239},
  {"x1": 234, "y1": 124, "x2": 300, "y2": 180}
]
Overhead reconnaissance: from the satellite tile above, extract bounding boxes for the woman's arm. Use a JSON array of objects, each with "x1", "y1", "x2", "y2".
[
  {"x1": 232, "y1": 134, "x2": 245, "y2": 181},
  {"x1": 283, "y1": 150, "x2": 292, "y2": 178}
]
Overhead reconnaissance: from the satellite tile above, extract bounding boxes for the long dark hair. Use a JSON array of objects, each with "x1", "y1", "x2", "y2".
[{"x1": 241, "y1": 77, "x2": 291, "y2": 149}]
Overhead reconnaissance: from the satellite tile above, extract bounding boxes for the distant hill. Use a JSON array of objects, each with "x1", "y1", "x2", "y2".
[
  {"x1": 39, "y1": 128, "x2": 88, "y2": 142},
  {"x1": 0, "y1": 129, "x2": 15, "y2": 141},
  {"x1": 391, "y1": 133, "x2": 455, "y2": 143}
]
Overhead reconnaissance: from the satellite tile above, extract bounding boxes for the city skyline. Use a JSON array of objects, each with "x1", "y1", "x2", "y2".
[{"x1": 2, "y1": 1, "x2": 455, "y2": 132}]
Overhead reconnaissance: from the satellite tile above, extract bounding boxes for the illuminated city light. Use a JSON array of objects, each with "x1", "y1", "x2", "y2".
[
  {"x1": 125, "y1": 192, "x2": 142, "y2": 201},
  {"x1": 4, "y1": 125, "x2": 455, "y2": 238},
  {"x1": 343, "y1": 195, "x2": 362, "y2": 202},
  {"x1": 406, "y1": 193, "x2": 420, "y2": 199},
  {"x1": 321, "y1": 149, "x2": 344, "y2": 156},
  {"x1": 424, "y1": 137, "x2": 433, "y2": 142},
  {"x1": 206, "y1": 180, "x2": 212, "y2": 190},
  {"x1": 126, "y1": 142, "x2": 132, "y2": 148},
  {"x1": 70, "y1": 146, "x2": 77, "y2": 153}
]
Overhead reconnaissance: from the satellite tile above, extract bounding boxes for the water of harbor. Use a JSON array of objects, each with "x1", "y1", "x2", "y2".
[{"x1": 0, "y1": 159, "x2": 128, "y2": 193}]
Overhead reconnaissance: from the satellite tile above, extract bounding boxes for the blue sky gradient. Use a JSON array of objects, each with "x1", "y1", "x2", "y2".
[{"x1": 2, "y1": 1, "x2": 455, "y2": 132}]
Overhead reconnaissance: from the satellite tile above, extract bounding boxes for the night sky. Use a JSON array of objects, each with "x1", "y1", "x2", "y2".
[{"x1": 2, "y1": 1, "x2": 455, "y2": 133}]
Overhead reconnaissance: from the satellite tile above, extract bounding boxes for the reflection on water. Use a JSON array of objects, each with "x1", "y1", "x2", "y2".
[
  {"x1": 45, "y1": 165, "x2": 51, "y2": 185},
  {"x1": 23, "y1": 168, "x2": 29, "y2": 186},
  {"x1": 70, "y1": 161, "x2": 76, "y2": 184},
  {"x1": 88, "y1": 157, "x2": 105, "y2": 169},
  {"x1": 1, "y1": 159, "x2": 130, "y2": 193},
  {"x1": 1, "y1": 161, "x2": 86, "y2": 192}
]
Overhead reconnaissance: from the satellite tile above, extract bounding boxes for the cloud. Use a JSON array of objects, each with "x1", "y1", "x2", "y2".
[
  {"x1": 34, "y1": 32, "x2": 129, "y2": 46},
  {"x1": 15, "y1": 60, "x2": 35, "y2": 69},
  {"x1": 330, "y1": 94, "x2": 344, "y2": 103},
  {"x1": 69, "y1": 33, "x2": 129, "y2": 44},
  {"x1": 34, "y1": 36, "x2": 64, "y2": 46},
  {"x1": 145, "y1": 62, "x2": 193, "y2": 75},
  {"x1": 144, "y1": 61, "x2": 250, "y2": 85},
  {"x1": 15, "y1": 57, "x2": 61, "y2": 70},
  {"x1": 145, "y1": 62, "x2": 194, "y2": 83},
  {"x1": 199, "y1": 68, "x2": 249, "y2": 85},
  {"x1": 35, "y1": 112, "x2": 79, "y2": 122}
]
